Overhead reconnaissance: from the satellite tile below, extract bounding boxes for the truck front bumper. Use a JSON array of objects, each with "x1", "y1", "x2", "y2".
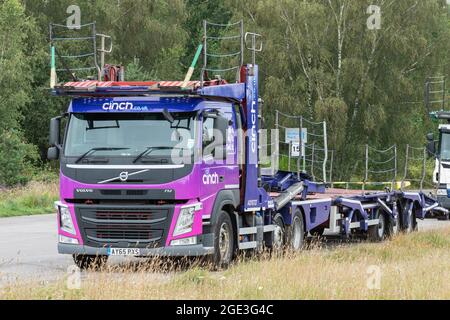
[{"x1": 58, "y1": 243, "x2": 214, "y2": 257}]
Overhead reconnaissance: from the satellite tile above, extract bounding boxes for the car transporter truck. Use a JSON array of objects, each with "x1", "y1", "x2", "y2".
[{"x1": 47, "y1": 21, "x2": 443, "y2": 269}]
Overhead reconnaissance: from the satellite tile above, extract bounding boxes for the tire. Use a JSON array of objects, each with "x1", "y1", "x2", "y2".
[
  {"x1": 405, "y1": 204, "x2": 417, "y2": 233},
  {"x1": 368, "y1": 212, "x2": 386, "y2": 242},
  {"x1": 286, "y1": 210, "x2": 305, "y2": 251},
  {"x1": 386, "y1": 210, "x2": 401, "y2": 237},
  {"x1": 437, "y1": 212, "x2": 450, "y2": 221},
  {"x1": 211, "y1": 210, "x2": 235, "y2": 269},
  {"x1": 398, "y1": 200, "x2": 417, "y2": 233},
  {"x1": 271, "y1": 213, "x2": 285, "y2": 251},
  {"x1": 73, "y1": 254, "x2": 108, "y2": 270}
]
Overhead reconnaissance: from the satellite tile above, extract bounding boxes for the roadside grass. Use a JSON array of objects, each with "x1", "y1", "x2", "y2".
[
  {"x1": 0, "y1": 180, "x2": 58, "y2": 217},
  {"x1": 2, "y1": 227, "x2": 449, "y2": 300}
]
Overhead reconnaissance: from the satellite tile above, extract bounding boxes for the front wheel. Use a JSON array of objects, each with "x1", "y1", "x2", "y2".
[
  {"x1": 73, "y1": 254, "x2": 108, "y2": 270},
  {"x1": 210, "y1": 210, "x2": 235, "y2": 269}
]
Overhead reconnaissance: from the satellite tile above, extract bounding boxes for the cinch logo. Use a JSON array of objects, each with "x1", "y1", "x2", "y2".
[
  {"x1": 202, "y1": 172, "x2": 219, "y2": 185},
  {"x1": 102, "y1": 102, "x2": 134, "y2": 111},
  {"x1": 250, "y1": 99, "x2": 257, "y2": 153}
]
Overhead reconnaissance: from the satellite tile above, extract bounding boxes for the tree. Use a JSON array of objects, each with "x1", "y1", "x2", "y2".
[
  {"x1": 20, "y1": 0, "x2": 190, "y2": 159},
  {"x1": 227, "y1": 0, "x2": 450, "y2": 179},
  {"x1": 0, "y1": 0, "x2": 39, "y2": 186}
]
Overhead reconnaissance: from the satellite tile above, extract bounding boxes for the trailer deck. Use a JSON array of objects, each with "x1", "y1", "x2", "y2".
[{"x1": 262, "y1": 170, "x2": 443, "y2": 240}]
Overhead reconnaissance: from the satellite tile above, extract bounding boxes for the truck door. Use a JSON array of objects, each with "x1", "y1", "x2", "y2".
[{"x1": 200, "y1": 104, "x2": 239, "y2": 200}]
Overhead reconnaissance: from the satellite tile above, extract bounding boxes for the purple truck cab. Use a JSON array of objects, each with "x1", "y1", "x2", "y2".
[{"x1": 55, "y1": 97, "x2": 242, "y2": 255}]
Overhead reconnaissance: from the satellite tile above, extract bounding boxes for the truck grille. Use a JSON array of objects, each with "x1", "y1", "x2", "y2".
[
  {"x1": 74, "y1": 205, "x2": 174, "y2": 248},
  {"x1": 94, "y1": 227, "x2": 162, "y2": 241},
  {"x1": 95, "y1": 210, "x2": 156, "y2": 221}
]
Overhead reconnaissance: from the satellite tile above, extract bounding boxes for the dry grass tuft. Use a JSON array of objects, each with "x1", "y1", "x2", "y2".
[{"x1": 2, "y1": 227, "x2": 450, "y2": 300}]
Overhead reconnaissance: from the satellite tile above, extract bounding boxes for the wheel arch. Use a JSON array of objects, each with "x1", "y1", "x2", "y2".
[
  {"x1": 294, "y1": 205, "x2": 308, "y2": 233},
  {"x1": 210, "y1": 189, "x2": 240, "y2": 226},
  {"x1": 209, "y1": 190, "x2": 240, "y2": 247}
]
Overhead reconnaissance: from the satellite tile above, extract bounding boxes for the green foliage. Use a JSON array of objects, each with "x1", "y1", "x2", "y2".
[
  {"x1": 315, "y1": 98, "x2": 348, "y2": 151},
  {"x1": 0, "y1": 0, "x2": 448, "y2": 186},
  {"x1": 0, "y1": 0, "x2": 40, "y2": 186},
  {"x1": 125, "y1": 59, "x2": 155, "y2": 81},
  {"x1": 0, "y1": 130, "x2": 38, "y2": 187},
  {"x1": 227, "y1": 0, "x2": 449, "y2": 180},
  {"x1": 0, "y1": 0, "x2": 33, "y2": 130}
]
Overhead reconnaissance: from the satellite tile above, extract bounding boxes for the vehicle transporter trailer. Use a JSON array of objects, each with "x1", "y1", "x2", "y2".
[{"x1": 47, "y1": 21, "x2": 443, "y2": 269}]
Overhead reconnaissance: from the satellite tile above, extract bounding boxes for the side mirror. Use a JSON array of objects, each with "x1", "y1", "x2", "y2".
[
  {"x1": 49, "y1": 116, "x2": 61, "y2": 147},
  {"x1": 47, "y1": 146, "x2": 59, "y2": 160}
]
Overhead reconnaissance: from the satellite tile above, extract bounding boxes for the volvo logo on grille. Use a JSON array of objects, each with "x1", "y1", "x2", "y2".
[
  {"x1": 98, "y1": 169, "x2": 150, "y2": 184},
  {"x1": 119, "y1": 171, "x2": 129, "y2": 182}
]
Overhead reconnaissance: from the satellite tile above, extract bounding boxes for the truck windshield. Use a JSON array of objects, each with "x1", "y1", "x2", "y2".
[
  {"x1": 64, "y1": 112, "x2": 197, "y2": 162},
  {"x1": 440, "y1": 132, "x2": 450, "y2": 161}
]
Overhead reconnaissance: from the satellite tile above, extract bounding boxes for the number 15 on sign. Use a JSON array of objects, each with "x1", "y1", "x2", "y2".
[{"x1": 291, "y1": 142, "x2": 303, "y2": 157}]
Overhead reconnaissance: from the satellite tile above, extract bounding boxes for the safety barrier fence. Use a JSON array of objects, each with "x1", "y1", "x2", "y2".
[
  {"x1": 259, "y1": 110, "x2": 429, "y2": 190},
  {"x1": 50, "y1": 22, "x2": 112, "y2": 82}
]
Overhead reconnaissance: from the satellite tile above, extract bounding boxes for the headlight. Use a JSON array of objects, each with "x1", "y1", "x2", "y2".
[
  {"x1": 173, "y1": 203, "x2": 202, "y2": 236},
  {"x1": 437, "y1": 189, "x2": 447, "y2": 196},
  {"x1": 56, "y1": 202, "x2": 75, "y2": 235}
]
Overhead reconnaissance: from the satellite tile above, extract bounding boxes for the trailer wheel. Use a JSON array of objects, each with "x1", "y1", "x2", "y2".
[
  {"x1": 73, "y1": 254, "x2": 108, "y2": 270},
  {"x1": 368, "y1": 212, "x2": 386, "y2": 242},
  {"x1": 210, "y1": 210, "x2": 234, "y2": 269},
  {"x1": 287, "y1": 210, "x2": 305, "y2": 251},
  {"x1": 405, "y1": 205, "x2": 417, "y2": 233},
  {"x1": 388, "y1": 211, "x2": 401, "y2": 237}
]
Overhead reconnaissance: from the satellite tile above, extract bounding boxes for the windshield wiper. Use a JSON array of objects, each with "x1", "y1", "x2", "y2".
[
  {"x1": 75, "y1": 147, "x2": 130, "y2": 164},
  {"x1": 133, "y1": 146, "x2": 188, "y2": 163},
  {"x1": 133, "y1": 146, "x2": 170, "y2": 163}
]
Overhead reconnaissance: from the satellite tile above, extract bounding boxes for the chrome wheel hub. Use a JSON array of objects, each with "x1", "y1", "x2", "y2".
[{"x1": 219, "y1": 223, "x2": 230, "y2": 259}]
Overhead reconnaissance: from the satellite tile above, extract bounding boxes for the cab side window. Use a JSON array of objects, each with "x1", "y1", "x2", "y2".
[{"x1": 202, "y1": 117, "x2": 215, "y2": 150}]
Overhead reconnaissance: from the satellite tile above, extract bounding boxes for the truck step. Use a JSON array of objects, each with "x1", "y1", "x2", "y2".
[
  {"x1": 238, "y1": 241, "x2": 258, "y2": 250},
  {"x1": 239, "y1": 227, "x2": 257, "y2": 235}
]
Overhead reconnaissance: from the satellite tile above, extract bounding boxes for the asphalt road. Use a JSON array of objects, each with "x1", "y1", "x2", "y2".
[{"x1": 0, "y1": 214, "x2": 449, "y2": 287}]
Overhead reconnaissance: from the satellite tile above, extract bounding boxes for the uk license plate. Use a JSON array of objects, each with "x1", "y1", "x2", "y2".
[{"x1": 107, "y1": 248, "x2": 141, "y2": 256}]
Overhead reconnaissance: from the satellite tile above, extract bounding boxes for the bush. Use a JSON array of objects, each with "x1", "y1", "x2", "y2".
[
  {"x1": 0, "y1": 180, "x2": 59, "y2": 217},
  {"x1": 0, "y1": 130, "x2": 39, "y2": 187}
]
